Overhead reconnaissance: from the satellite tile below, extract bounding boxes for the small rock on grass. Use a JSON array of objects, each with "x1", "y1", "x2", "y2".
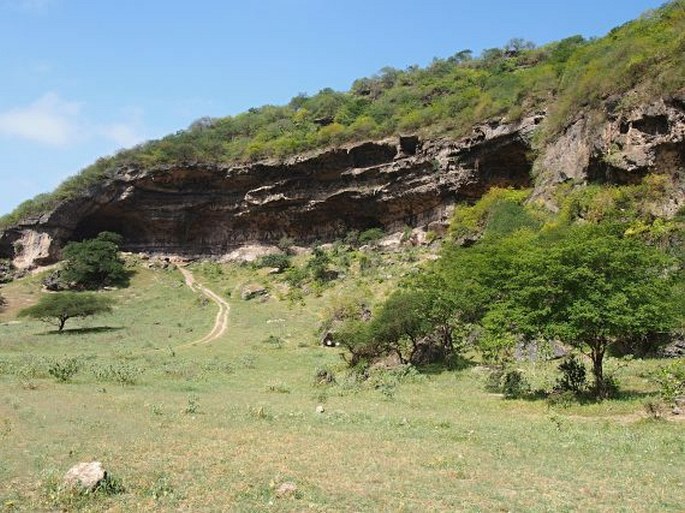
[
  {"x1": 276, "y1": 482, "x2": 298, "y2": 498},
  {"x1": 63, "y1": 461, "x2": 106, "y2": 491},
  {"x1": 315, "y1": 405, "x2": 325, "y2": 414}
]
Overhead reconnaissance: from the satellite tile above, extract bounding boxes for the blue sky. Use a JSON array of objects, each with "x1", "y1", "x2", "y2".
[{"x1": 0, "y1": 0, "x2": 667, "y2": 215}]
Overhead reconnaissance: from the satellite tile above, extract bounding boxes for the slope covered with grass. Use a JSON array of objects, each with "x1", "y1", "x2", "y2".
[{"x1": 0, "y1": 245, "x2": 683, "y2": 512}]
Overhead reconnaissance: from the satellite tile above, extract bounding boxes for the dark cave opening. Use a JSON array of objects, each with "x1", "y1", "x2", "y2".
[{"x1": 587, "y1": 155, "x2": 647, "y2": 185}]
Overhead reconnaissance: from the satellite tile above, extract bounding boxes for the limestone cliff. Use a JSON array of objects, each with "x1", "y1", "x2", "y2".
[
  {"x1": 0, "y1": 115, "x2": 539, "y2": 268},
  {"x1": 2, "y1": 93, "x2": 684, "y2": 269}
]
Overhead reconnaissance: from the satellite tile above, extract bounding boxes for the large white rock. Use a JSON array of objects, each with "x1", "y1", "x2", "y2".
[{"x1": 63, "y1": 461, "x2": 106, "y2": 491}]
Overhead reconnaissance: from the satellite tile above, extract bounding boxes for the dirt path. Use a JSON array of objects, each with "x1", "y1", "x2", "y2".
[{"x1": 173, "y1": 266, "x2": 230, "y2": 349}]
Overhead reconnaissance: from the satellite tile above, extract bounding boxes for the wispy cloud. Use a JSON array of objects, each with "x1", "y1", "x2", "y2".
[
  {"x1": 0, "y1": 92, "x2": 82, "y2": 147},
  {"x1": 0, "y1": 92, "x2": 147, "y2": 150}
]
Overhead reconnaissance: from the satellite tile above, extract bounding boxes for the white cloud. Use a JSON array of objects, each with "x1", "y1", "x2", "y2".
[
  {"x1": 0, "y1": 93, "x2": 146, "y2": 150},
  {"x1": 0, "y1": 92, "x2": 82, "y2": 147}
]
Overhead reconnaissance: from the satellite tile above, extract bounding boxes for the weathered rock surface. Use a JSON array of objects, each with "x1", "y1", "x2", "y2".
[
  {"x1": 276, "y1": 481, "x2": 298, "y2": 498},
  {"x1": 535, "y1": 94, "x2": 685, "y2": 215},
  {"x1": 0, "y1": 115, "x2": 539, "y2": 269},
  {"x1": 241, "y1": 283, "x2": 268, "y2": 301},
  {"x1": 63, "y1": 461, "x2": 106, "y2": 491},
  {"x1": 2, "y1": 94, "x2": 684, "y2": 269}
]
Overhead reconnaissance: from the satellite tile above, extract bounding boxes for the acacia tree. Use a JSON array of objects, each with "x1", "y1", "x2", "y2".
[
  {"x1": 486, "y1": 224, "x2": 681, "y2": 398},
  {"x1": 18, "y1": 292, "x2": 114, "y2": 332}
]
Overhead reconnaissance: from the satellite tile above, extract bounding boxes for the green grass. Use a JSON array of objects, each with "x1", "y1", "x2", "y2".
[{"x1": 0, "y1": 257, "x2": 683, "y2": 512}]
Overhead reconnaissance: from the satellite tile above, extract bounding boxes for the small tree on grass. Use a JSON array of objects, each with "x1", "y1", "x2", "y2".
[
  {"x1": 0, "y1": 292, "x2": 6, "y2": 312},
  {"x1": 18, "y1": 292, "x2": 114, "y2": 332}
]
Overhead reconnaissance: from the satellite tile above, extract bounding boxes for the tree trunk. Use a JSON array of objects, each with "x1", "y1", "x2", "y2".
[
  {"x1": 58, "y1": 316, "x2": 68, "y2": 332},
  {"x1": 590, "y1": 340, "x2": 608, "y2": 399}
]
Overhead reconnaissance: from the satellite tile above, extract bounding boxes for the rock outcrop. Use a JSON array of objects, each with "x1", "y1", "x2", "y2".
[
  {"x1": 2, "y1": 92, "x2": 684, "y2": 269},
  {"x1": 0, "y1": 115, "x2": 539, "y2": 268},
  {"x1": 535, "y1": 93, "x2": 685, "y2": 215}
]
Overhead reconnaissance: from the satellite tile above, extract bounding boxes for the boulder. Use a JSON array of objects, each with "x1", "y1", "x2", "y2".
[
  {"x1": 63, "y1": 461, "x2": 106, "y2": 491},
  {"x1": 241, "y1": 283, "x2": 267, "y2": 300}
]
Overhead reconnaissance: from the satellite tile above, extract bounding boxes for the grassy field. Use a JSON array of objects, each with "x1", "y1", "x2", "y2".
[{"x1": 0, "y1": 255, "x2": 683, "y2": 512}]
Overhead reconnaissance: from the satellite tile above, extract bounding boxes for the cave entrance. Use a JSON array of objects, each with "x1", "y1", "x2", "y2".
[{"x1": 459, "y1": 136, "x2": 535, "y2": 200}]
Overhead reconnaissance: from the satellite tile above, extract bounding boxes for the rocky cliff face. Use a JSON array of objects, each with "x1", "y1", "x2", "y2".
[
  {"x1": 535, "y1": 94, "x2": 685, "y2": 215},
  {"x1": 2, "y1": 93, "x2": 684, "y2": 269},
  {"x1": 0, "y1": 115, "x2": 540, "y2": 268}
]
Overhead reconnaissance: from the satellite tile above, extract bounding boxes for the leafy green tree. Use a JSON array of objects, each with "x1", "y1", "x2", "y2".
[
  {"x1": 486, "y1": 224, "x2": 681, "y2": 398},
  {"x1": 18, "y1": 292, "x2": 114, "y2": 332},
  {"x1": 0, "y1": 292, "x2": 6, "y2": 312},
  {"x1": 369, "y1": 290, "x2": 433, "y2": 363},
  {"x1": 60, "y1": 232, "x2": 128, "y2": 290}
]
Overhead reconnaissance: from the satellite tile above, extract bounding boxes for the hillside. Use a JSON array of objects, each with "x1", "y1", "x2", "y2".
[
  {"x1": 1, "y1": 1, "x2": 685, "y2": 269},
  {"x1": 1, "y1": 4, "x2": 684, "y2": 511}
]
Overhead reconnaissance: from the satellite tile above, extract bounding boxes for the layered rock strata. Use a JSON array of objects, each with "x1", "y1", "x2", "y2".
[
  {"x1": 2, "y1": 93, "x2": 684, "y2": 269},
  {"x1": 0, "y1": 115, "x2": 540, "y2": 267}
]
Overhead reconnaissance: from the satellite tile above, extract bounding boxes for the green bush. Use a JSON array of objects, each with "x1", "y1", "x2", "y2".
[
  {"x1": 501, "y1": 369, "x2": 530, "y2": 399},
  {"x1": 256, "y1": 253, "x2": 291, "y2": 270},
  {"x1": 555, "y1": 354, "x2": 588, "y2": 395},
  {"x1": 92, "y1": 362, "x2": 145, "y2": 385},
  {"x1": 358, "y1": 228, "x2": 386, "y2": 245},
  {"x1": 48, "y1": 357, "x2": 81, "y2": 383},
  {"x1": 649, "y1": 360, "x2": 685, "y2": 403}
]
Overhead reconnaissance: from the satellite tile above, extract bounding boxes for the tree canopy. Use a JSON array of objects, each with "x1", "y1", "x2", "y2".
[
  {"x1": 338, "y1": 184, "x2": 683, "y2": 398},
  {"x1": 60, "y1": 232, "x2": 128, "y2": 290},
  {"x1": 18, "y1": 292, "x2": 114, "y2": 332},
  {"x1": 483, "y1": 223, "x2": 681, "y2": 397}
]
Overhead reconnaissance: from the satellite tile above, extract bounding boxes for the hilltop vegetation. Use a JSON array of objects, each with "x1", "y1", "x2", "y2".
[{"x1": 3, "y1": 0, "x2": 685, "y2": 228}]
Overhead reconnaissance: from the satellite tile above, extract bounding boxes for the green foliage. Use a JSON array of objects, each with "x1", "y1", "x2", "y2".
[
  {"x1": 649, "y1": 360, "x2": 685, "y2": 402},
  {"x1": 92, "y1": 362, "x2": 145, "y2": 385},
  {"x1": 484, "y1": 367, "x2": 531, "y2": 398},
  {"x1": 483, "y1": 223, "x2": 680, "y2": 398},
  {"x1": 256, "y1": 253, "x2": 291, "y2": 270},
  {"x1": 501, "y1": 369, "x2": 531, "y2": 399},
  {"x1": 47, "y1": 356, "x2": 82, "y2": 383},
  {"x1": 358, "y1": 228, "x2": 386, "y2": 245},
  {"x1": 60, "y1": 232, "x2": 128, "y2": 290},
  {"x1": 449, "y1": 188, "x2": 533, "y2": 240},
  {"x1": 544, "y1": 0, "x2": 685, "y2": 138},
  {"x1": 306, "y1": 247, "x2": 335, "y2": 283},
  {"x1": 0, "y1": 292, "x2": 6, "y2": 312},
  {"x1": 18, "y1": 292, "x2": 114, "y2": 331},
  {"x1": 555, "y1": 354, "x2": 588, "y2": 395},
  {"x1": 184, "y1": 394, "x2": 200, "y2": 415}
]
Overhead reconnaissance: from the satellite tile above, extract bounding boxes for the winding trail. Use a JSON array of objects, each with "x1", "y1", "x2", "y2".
[{"x1": 174, "y1": 266, "x2": 230, "y2": 349}]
